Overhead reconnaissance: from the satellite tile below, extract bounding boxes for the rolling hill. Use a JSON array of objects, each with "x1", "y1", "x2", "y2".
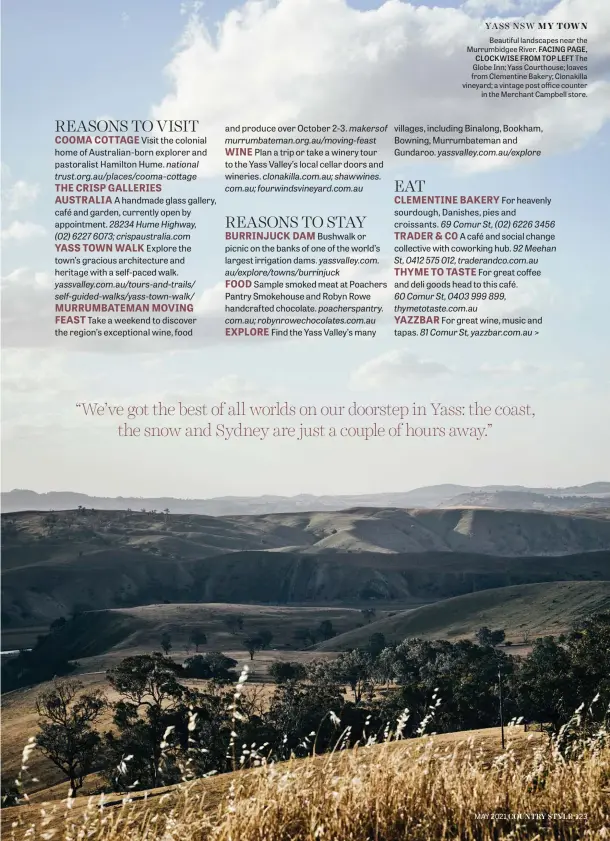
[
  {"x1": 0, "y1": 719, "x2": 542, "y2": 818},
  {"x1": 12, "y1": 602, "x2": 370, "y2": 663},
  {"x1": 2, "y1": 508, "x2": 610, "y2": 629},
  {"x1": 2, "y1": 482, "x2": 609, "y2": 515},
  {"x1": 316, "y1": 581, "x2": 610, "y2": 650}
]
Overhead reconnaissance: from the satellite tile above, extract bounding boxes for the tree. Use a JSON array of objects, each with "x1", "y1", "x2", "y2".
[
  {"x1": 293, "y1": 627, "x2": 316, "y2": 647},
  {"x1": 49, "y1": 616, "x2": 68, "y2": 633},
  {"x1": 35, "y1": 680, "x2": 106, "y2": 797},
  {"x1": 317, "y1": 620, "x2": 336, "y2": 641},
  {"x1": 361, "y1": 608, "x2": 377, "y2": 624},
  {"x1": 517, "y1": 636, "x2": 576, "y2": 733},
  {"x1": 475, "y1": 627, "x2": 505, "y2": 647},
  {"x1": 224, "y1": 614, "x2": 245, "y2": 635},
  {"x1": 184, "y1": 653, "x2": 238, "y2": 682},
  {"x1": 566, "y1": 614, "x2": 610, "y2": 730},
  {"x1": 1, "y1": 781, "x2": 21, "y2": 807},
  {"x1": 105, "y1": 655, "x2": 185, "y2": 790},
  {"x1": 107, "y1": 654, "x2": 183, "y2": 709},
  {"x1": 1, "y1": 625, "x2": 77, "y2": 692},
  {"x1": 491, "y1": 629, "x2": 506, "y2": 646},
  {"x1": 2, "y1": 518, "x2": 18, "y2": 537},
  {"x1": 267, "y1": 678, "x2": 345, "y2": 758},
  {"x1": 269, "y1": 661, "x2": 307, "y2": 683},
  {"x1": 376, "y1": 638, "x2": 517, "y2": 736},
  {"x1": 368, "y1": 632, "x2": 386, "y2": 659},
  {"x1": 189, "y1": 628, "x2": 207, "y2": 652},
  {"x1": 333, "y1": 649, "x2": 375, "y2": 703},
  {"x1": 160, "y1": 632, "x2": 172, "y2": 655},
  {"x1": 258, "y1": 628, "x2": 273, "y2": 649},
  {"x1": 243, "y1": 636, "x2": 264, "y2": 660},
  {"x1": 43, "y1": 513, "x2": 58, "y2": 535},
  {"x1": 517, "y1": 615, "x2": 610, "y2": 735},
  {"x1": 475, "y1": 627, "x2": 493, "y2": 646}
]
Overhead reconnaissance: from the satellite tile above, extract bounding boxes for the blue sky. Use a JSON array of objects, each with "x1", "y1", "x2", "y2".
[{"x1": 2, "y1": 0, "x2": 609, "y2": 496}]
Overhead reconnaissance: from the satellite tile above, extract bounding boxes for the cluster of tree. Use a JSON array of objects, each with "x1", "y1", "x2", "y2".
[
  {"x1": 161, "y1": 627, "x2": 208, "y2": 656},
  {"x1": 292, "y1": 619, "x2": 337, "y2": 647},
  {"x1": 1, "y1": 619, "x2": 78, "y2": 692},
  {"x1": 21, "y1": 613, "x2": 610, "y2": 802},
  {"x1": 158, "y1": 625, "x2": 275, "y2": 660},
  {"x1": 3, "y1": 613, "x2": 278, "y2": 694},
  {"x1": 183, "y1": 652, "x2": 238, "y2": 682}
]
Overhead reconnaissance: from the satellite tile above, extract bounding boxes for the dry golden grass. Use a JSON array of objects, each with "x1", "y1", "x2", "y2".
[
  {"x1": 1, "y1": 676, "x2": 121, "y2": 795},
  {"x1": 1, "y1": 676, "x2": 276, "y2": 798},
  {"x1": 4, "y1": 725, "x2": 609, "y2": 841}
]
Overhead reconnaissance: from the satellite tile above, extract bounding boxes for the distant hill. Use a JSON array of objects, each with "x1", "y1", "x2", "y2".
[
  {"x1": 2, "y1": 482, "x2": 609, "y2": 516},
  {"x1": 10, "y1": 603, "x2": 370, "y2": 663},
  {"x1": 4, "y1": 506, "x2": 610, "y2": 566},
  {"x1": 446, "y1": 490, "x2": 610, "y2": 512},
  {"x1": 2, "y1": 508, "x2": 610, "y2": 628},
  {"x1": 316, "y1": 581, "x2": 610, "y2": 650}
]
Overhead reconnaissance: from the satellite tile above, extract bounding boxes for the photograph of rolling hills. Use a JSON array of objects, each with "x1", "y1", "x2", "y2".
[{"x1": 2, "y1": 486, "x2": 610, "y2": 839}]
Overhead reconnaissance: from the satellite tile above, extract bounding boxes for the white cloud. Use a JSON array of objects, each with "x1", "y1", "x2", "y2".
[
  {"x1": 0, "y1": 349, "x2": 87, "y2": 436},
  {"x1": 351, "y1": 348, "x2": 450, "y2": 389},
  {"x1": 1, "y1": 349, "x2": 73, "y2": 397},
  {"x1": 1, "y1": 221, "x2": 46, "y2": 242},
  {"x1": 479, "y1": 359, "x2": 541, "y2": 374},
  {"x1": 1, "y1": 268, "x2": 54, "y2": 346},
  {"x1": 152, "y1": 0, "x2": 610, "y2": 177},
  {"x1": 208, "y1": 374, "x2": 261, "y2": 397},
  {"x1": 3, "y1": 179, "x2": 40, "y2": 212},
  {"x1": 463, "y1": 0, "x2": 551, "y2": 14}
]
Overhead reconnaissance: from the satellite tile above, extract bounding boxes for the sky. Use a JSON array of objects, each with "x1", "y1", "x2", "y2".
[{"x1": 1, "y1": 0, "x2": 609, "y2": 498}]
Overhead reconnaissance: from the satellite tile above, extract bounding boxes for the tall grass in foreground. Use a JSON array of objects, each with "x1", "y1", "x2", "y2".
[{"x1": 7, "y1": 722, "x2": 610, "y2": 841}]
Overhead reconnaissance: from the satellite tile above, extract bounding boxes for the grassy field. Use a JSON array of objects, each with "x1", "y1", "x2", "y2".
[
  {"x1": 316, "y1": 581, "x2": 610, "y2": 651},
  {"x1": 4, "y1": 725, "x2": 608, "y2": 841},
  {"x1": 1, "y1": 674, "x2": 120, "y2": 797},
  {"x1": 1, "y1": 600, "x2": 409, "y2": 665},
  {"x1": 2, "y1": 663, "x2": 330, "y2": 797}
]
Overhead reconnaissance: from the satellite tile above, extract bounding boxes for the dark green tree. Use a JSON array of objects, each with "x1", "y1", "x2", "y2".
[
  {"x1": 318, "y1": 620, "x2": 336, "y2": 641},
  {"x1": 243, "y1": 636, "x2": 264, "y2": 660},
  {"x1": 368, "y1": 632, "x2": 386, "y2": 659},
  {"x1": 188, "y1": 628, "x2": 207, "y2": 652},
  {"x1": 104, "y1": 654, "x2": 185, "y2": 790},
  {"x1": 517, "y1": 636, "x2": 575, "y2": 734},
  {"x1": 269, "y1": 661, "x2": 307, "y2": 683},
  {"x1": 333, "y1": 649, "x2": 375, "y2": 703},
  {"x1": 160, "y1": 632, "x2": 172, "y2": 656},
  {"x1": 184, "y1": 652, "x2": 237, "y2": 682},
  {"x1": 35, "y1": 679, "x2": 106, "y2": 797}
]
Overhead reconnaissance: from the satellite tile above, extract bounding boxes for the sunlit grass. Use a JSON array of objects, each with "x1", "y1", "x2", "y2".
[{"x1": 6, "y1": 715, "x2": 609, "y2": 840}]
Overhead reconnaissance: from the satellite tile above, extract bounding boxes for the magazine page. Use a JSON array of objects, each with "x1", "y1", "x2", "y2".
[{"x1": 1, "y1": 0, "x2": 609, "y2": 838}]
